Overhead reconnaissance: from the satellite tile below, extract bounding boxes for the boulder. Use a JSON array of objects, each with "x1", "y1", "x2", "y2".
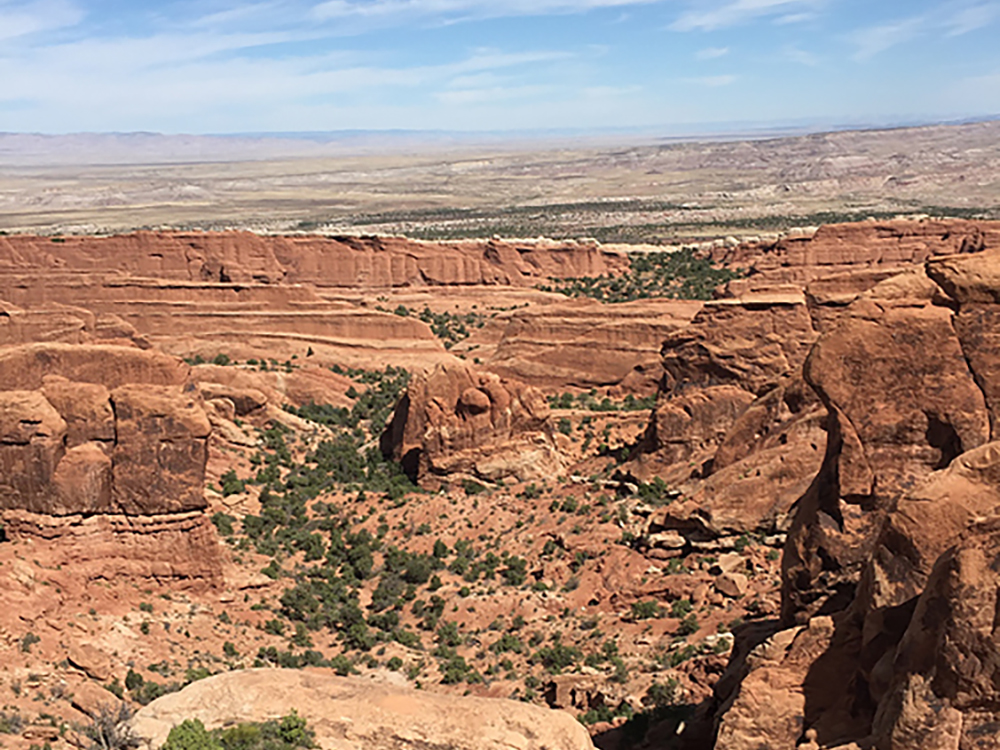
[
  {"x1": 198, "y1": 382, "x2": 268, "y2": 416},
  {"x1": 131, "y1": 668, "x2": 595, "y2": 750},
  {"x1": 67, "y1": 642, "x2": 114, "y2": 682},
  {"x1": 381, "y1": 360, "x2": 563, "y2": 485},
  {"x1": 715, "y1": 573, "x2": 749, "y2": 599},
  {"x1": 639, "y1": 378, "x2": 826, "y2": 545}
]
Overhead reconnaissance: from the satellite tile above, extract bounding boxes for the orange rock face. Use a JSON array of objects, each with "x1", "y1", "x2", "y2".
[
  {"x1": 1, "y1": 220, "x2": 999, "y2": 745},
  {"x1": 718, "y1": 218, "x2": 1000, "y2": 291},
  {"x1": 709, "y1": 243, "x2": 1000, "y2": 749},
  {"x1": 0, "y1": 231, "x2": 626, "y2": 288},
  {"x1": 487, "y1": 297, "x2": 701, "y2": 391},
  {"x1": 381, "y1": 360, "x2": 563, "y2": 486},
  {"x1": 0, "y1": 343, "x2": 220, "y2": 585}
]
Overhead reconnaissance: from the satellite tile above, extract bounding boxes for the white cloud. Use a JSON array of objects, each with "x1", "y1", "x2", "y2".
[
  {"x1": 945, "y1": 2, "x2": 1000, "y2": 36},
  {"x1": 0, "y1": 31, "x2": 572, "y2": 122},
  {"x1": 0, "y1": 0, "x2": 83, "y2": 41},
  {"x1": 671, "y1": 0, "x2": 820, "y2": 32},
  {"x1": 696, "y1": 46, "x2": 729, "y2": 59},
  {"x1": 848, "y1": 16, "x2": 923, "y2": 61},
  {"x1": 312, "y1": 0, "x2": 663, "y2": 23}
]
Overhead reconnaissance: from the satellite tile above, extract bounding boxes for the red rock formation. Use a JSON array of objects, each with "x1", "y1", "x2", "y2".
[
  {"x1": 487, "y1": 298, "x2": 701, "y2": 391},
  {"x1": 131, "y1": 668, "x2": 595, "y2": 750},
  {"x1": 870, "y1": 514, "x2": 1000, "y2": 749},
  {"x1": 628, "y1": 291, "x2": 823, "y2": 546},
  {"x1": 659, "y1": 291, "x2": 818, "y2": 397},
  {"x1": 0, "y1": 232, "x2": 627, "y2": 289},
  {"x1": 381, "y1": 360, "x2": 562, "y2": 486},
  {"x1": 1, "y1": 510, "x2": 222, "y2": 583},
  {"x1": 711, "y1": 246, "x2": 1000, "y2": 750},
  {"x1": 0, "y1": 343, "x2": 220, "y2": 585},
  {"x1": 0, "y1": 342, "x2": 188, "y2": 390},
  {"x1": 718, "y1": 218, "x2": 1000, "y2": 292},
  {"x1": 784, "y1": 267, "x2": 990, "y2": 625}
]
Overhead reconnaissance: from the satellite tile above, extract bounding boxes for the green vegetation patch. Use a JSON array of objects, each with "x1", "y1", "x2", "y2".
[
  {"x1": 537, "y1": 248, "x2": 742, "y2": 302},
  {"x1": 162, "y1": 713, "x2": 314, "y2": 750}
]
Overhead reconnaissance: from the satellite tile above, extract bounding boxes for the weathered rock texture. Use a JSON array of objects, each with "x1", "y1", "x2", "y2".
[
  {"x1": 0, "y1": 343, "x2": 221, "y2": 584},
  {"x1": 632, "y1": 221, "x2": 1000, "y2": 559},
  {"x1": 0, "y1": 345, "x2": 209, "y2": 516},
  {"x1": 486, "y1": 297, "x2": 702, "y2": 391},
  {"x1": 717, "y1": 218, "x2": 1000, "y2": 291},
  {"x1": 0, "y1": 231, "x2": 626, "y2": 289},
  {"x1": 381, "y1": 360, "x2": 563, "y2": 487},
  {"x1": 710, "y1": 244, "x2": 1000, "y2": 749},
  {"x1": 1, "y1": 510, "x2": 223, "y2": 582},
  {"x1": 131, "y1": 668, "x2": 595, "y2": 750},
  {"x1": 630, "y1": 291, "x2": 825, "y2": 548},
  {"x1": 0, "y1": 232, "x2": 635, "y2": 373}
]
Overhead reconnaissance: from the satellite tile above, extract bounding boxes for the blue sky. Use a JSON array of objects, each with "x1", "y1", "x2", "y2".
[{"x1": 2, "y1": 0, "x2": 1000, "y2": 134}]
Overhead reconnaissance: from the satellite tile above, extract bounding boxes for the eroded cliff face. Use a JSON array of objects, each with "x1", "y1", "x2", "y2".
[
  {"x1": 706, "y1": 246, "x2": 1000, "y2": 750},
  {"x1": 0, "y1": 344, "x2": 221, "y2": 585},
  {"x1": 0, "y1": 232, "x2": 627, "y2": 288}
]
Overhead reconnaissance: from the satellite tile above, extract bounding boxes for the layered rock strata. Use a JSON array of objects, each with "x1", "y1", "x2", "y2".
[{"x1": 0, "y1": 343, "x2": 221, "y2": 585}]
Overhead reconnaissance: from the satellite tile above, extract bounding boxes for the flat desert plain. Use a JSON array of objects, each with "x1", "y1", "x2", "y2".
[{"x1": 1, "y1": 119, "x2": 998, "y2": 239}]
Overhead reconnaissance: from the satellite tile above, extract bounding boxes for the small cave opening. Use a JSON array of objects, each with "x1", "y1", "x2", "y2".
[{"x1": 926, "y1": 413, "x2": 963, "y2": 470}]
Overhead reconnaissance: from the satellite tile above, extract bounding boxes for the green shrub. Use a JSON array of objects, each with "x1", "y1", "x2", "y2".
[
  {"x1": 537, "y1": 248, "x2": 743, "y2": 303},
  {"x1": 163, "y1": 719, "x2": 221, "y2": 750},
  {"x1": 531, "y1": 640, "x2": 581, "y2": 673},
  {"x1": 677, "y1": 614, "x2": 699, "y2": 636},
  {"x1": 219, "y1": 470, "x2": 245, "y2": 497},
  {"x1": 631, "y1": 601, "x2": 662, "y2": 620}
]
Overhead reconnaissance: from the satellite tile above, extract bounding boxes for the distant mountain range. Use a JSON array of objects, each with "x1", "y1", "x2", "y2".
[{"x1": 3, "y1": 115, "x2": 998, "y2": 167}]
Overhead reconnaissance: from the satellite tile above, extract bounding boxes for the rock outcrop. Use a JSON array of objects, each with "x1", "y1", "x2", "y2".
[
  {"x1": 131, "y1": 668, "x2": 595, "y2": 750},
  {"x1": 486, "y1": 297, "x2": 701, "y2": 391},
  {"x1": 0, "y1": 231, "x2": 627, "y2": 289},
  {"x1": 783, "y1": 272, "x2": 990, "y2": 624},
  {"x1": 717, "y1": 218, "x2": 1000, "y2": 291},
  {"x1": 0, "y1": 343, "x2": 221, "y2": 584},
  {"x1": 381, "y1": 360, "x2": 563, "y2": 487},
  {"x1": 710, "y1": 245, "x2": 1000, "y2": 749},
  {"x1": 0, "y1": 345, "x2": 210, "y2": 516},
  {"x1": 630, "y1": 290, "x2": 825, "y2": 548}
]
